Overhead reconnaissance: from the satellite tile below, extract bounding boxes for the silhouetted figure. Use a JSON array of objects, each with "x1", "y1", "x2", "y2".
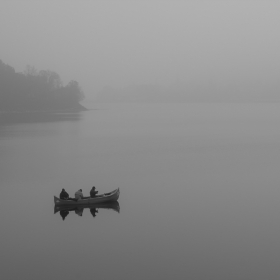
[
  {"x1": 75, "y1": 208, "x2": 84, "y2": 216},
  {"x1": 75, "y1": 189, "x2": 83, "y2": 200},
  {"x1": 90, "y1": 186, "x2": 98, "y2": 198},
  {"x1": 90, "y1": 208, "x2": 98, "y2": 218},
  {"x1": 60, "y1": 210, "x2": 69, "y2": 220},
  {"x1": 60, "y1": 188, "x2": 69, "y2": 200}
]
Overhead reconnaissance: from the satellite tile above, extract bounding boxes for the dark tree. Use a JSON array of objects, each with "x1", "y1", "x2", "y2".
[{"x1": 0, "y1": 59, "x2": 86, "y2": 112}]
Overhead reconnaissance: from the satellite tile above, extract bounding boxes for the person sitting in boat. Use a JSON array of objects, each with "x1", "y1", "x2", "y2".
[
  {"x1": 60, "y1": 188, "x2": 69, "y2": 200},
  {"x1": 75, "y1": 189, "x2": 84, "y2": 200},
  {"x1": 90, "y1": 186, "x2": 98, "y2": 198}
]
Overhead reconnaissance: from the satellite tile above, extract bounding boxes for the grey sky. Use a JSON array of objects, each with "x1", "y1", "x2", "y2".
[{"x1": 1, "y1": 0, "x2": 280, "y2": 100}]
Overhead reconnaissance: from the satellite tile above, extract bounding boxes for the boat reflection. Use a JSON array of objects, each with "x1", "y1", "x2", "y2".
[{"x1": 54, "y1": 201, "x2": 120, "y2": 220}]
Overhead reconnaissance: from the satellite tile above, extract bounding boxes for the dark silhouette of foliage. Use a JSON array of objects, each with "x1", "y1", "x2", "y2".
[{"x1": 0, "y1": 59, "x2": 85, "y2": 112}]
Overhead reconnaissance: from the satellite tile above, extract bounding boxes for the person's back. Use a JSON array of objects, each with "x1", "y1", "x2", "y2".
[
  {"x1": 75, "y1": 189, "x2": 83, "y2": 200},
  {"x1": 60, "y1": 188, "x2": 69, "y2": 200}
]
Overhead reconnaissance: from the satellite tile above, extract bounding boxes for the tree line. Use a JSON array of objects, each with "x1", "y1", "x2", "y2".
[{"x1": 0, "y1": 59, "x2": 85, "y2": 112}]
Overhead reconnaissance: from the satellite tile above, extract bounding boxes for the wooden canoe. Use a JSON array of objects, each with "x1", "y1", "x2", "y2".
[{"x1": 54, "y1": 188, "x2": 120, "y2": 206}]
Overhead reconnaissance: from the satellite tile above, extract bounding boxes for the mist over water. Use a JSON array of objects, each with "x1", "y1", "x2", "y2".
[
  {"x1": 1, "y1": 103, "x2": 280, "y2": 279},
  {"x1": 2, "y1": 1, "x2": 280, "y2": 101}
]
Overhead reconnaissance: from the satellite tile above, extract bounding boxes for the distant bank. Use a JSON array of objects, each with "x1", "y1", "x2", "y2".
[{"x1": 0, "y1": 59, "x2": 86, "y2": 113}]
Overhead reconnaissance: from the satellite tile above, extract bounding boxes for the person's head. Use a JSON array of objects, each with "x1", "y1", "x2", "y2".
[
  {"x1": 62, "y1": 188, "x2": 65, "y2": 191},
  {"x1": 80, "y1": 189, "x2": 82, "y2": 192},
  {"x1": 92, "y1": 186, "x2": 95, "y2": 189}
]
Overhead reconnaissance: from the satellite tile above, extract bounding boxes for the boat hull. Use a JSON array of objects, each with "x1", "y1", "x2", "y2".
[{"x1": 54, "y1": 188, "x2": 120, "y2": 206}]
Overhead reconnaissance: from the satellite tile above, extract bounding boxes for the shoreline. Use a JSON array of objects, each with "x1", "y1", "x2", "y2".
[{"x1": 0, "y1": 103, "x2": 88, "y2": 114}]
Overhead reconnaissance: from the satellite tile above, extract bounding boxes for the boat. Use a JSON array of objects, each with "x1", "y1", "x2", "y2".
[
  {"x1": 54, "y1": 188, "x2": 120, "y2": 206},
  {"x1": 54, "y1": 201, "x2": 120, "y2": 214}
]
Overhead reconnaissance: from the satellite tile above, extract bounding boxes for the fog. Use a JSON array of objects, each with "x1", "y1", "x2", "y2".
[
  {"x1": 2, "y1": 2, "x2": 280, "y2": 278},
  {"x1": 1, "y1": 1, "x2": 280, "y2": 102}
]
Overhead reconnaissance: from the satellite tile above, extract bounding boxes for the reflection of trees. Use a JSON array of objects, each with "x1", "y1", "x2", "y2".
[{"x1": 0, "y1": 60, "x2": 85, "y2": 112}]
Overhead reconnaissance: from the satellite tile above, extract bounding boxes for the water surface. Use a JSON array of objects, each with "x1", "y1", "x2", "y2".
[{"x1": 1, "y1": 103, "x2": 280, "y2": 280}]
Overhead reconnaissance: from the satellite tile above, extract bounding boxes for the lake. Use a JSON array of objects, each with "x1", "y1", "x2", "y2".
[{"x1": 1, "y1": 103, "x2": 280, "y2": 280}]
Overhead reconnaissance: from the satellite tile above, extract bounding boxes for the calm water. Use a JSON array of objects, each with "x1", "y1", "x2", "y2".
[{"x1": 1, "y1": 103, "x2": 280, "y2": 280}]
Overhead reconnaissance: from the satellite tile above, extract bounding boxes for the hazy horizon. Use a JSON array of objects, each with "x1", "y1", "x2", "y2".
[{"x1": 1, "y1": 1, "x2": 280, "y2": 102}]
